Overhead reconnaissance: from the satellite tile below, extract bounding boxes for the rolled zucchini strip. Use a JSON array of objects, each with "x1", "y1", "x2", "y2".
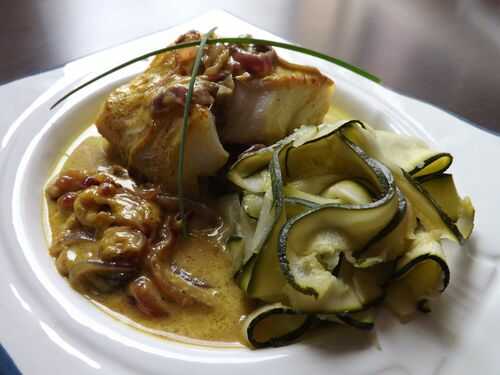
[
  {"x1": 242, "y1": 193, "x2": 265, "y2": 220},
  {"x1": 283, "y1": 196, "x2": 319, "y2": 218},
  {"x1": 354, "y1": 190, "x2": 417, "y2": 264},
  {"x1": 362, "y1": 129, "x2": 452, "y2": 178},
  {"x1": 399, "y1": 171, "x2": 475, "y2": 242},
  {"x1": 318, "y1": 308, "x2": 376, "y2": 331},
  {"x1": 409, "y1": 153, "x2": 453, "y2": 178},
  {"x1": 278, "y1": 134, "x2": 398, "y2": 300},
  {"x1": 240, "y1": 150, "x2": 288, "y2": 301},
  {"x1": 218, "y1": 194, "x2": 256, "y2": 274},
  {"x1": 343, "y1": 126, "x2": 473, "y2": 242},
  {"x1": 283, "y1": 179, "x2": 372, "y2": 207},
  {"x1": 228, "y1": 120, "x2": 364, "y2": 191},
  {"x1": 418, "y1": 173, "x2": 474, "y2": 240},
  {"x1": 321, "y1": 179, "x2": 373, "y2": 204},
  {"x1": 242, "y1": 303, "x2": 313, "y2": 348},
  {"x1": 385, "y1": 230, "x2": 450, "y2": 321},
  {"x1": 227, "y1": 147, "x2": 276, "y2": 193},
  {"x1": 229, "y1": 119, "x2": 474, "y2": 342}
]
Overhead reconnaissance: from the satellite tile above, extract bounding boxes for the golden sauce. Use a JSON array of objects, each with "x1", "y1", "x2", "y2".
[
  {"x1": 45, "y1": 130, "x2": 253, "y2": 346},
  {"x1": 44, "y1": 105, "x2": 351, "y2": 347}
]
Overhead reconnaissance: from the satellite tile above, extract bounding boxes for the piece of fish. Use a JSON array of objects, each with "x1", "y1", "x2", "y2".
[
  {"x1": 218, "y1": 57, "x2": 334, "y2": 144},
  {"x1": 96, "y1": 32, "x2": 229, "y2": 196},
  {"x1": 96, "y1": 31, "x2": 334, "y2": 195}
]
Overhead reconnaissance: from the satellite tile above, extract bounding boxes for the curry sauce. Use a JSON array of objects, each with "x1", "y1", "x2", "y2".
[{"x1": 45, "y1": 132, "x2": 253, "y2": 345}]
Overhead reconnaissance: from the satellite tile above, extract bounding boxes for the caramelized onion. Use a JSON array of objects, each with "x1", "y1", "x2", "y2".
[
  {"x1": 170, "y1": 263, "x2": 211, "y2": 288},
  {"x1": 46, "y1": 169, "x2": 87, "y2": 199},
  {"x1": 68, "y1": 260, "x2": 135, "y2": 294},
  {"x1": 74, "y1": 185, "x2": 161, "y2": 234},
  {"x1": 231, "y1": 46, "x2": 276, "y2": 77},
  {"x1": 128, "y1": 276, "x2": 171, "y2": 317},
  {"x1": 147, "y1": 217, "x2": 215, "y2": 307},
  {"x1": 49, "y1": 228, "x2": 96, "y2": 257},
  {"x1": 56, "y1": 192, "x2": 79, "y2": 211}
]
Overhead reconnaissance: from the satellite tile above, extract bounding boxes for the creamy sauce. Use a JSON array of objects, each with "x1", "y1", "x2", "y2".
[
  {"x1": 44, "y1": 105, "x2": 351, "y2": 347},
  {"x1": 45, "y1": 128, "x2": 253, "y2": 346}
]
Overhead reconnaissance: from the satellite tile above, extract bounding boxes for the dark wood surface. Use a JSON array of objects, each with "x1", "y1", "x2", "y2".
[{"x1": 1, "y1": 0, "x2": 500, "y2": 131}]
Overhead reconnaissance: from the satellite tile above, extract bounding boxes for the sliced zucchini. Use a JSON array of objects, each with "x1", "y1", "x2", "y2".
[
  {"x1": 418, "y1": 174, "x2": 461, "y2": 220},
  {"x1": 349, "y1": 267, "x2": 387, "y2": 308},
  {"x1": 321, "y1": 179, "x2": 373, "y2": 205},
  {"x1": 244, "y1": 151, "x2": 288, "y2": 300},
  {"x1": 227, "y1": 123, "x2": 328, "y2": 192},
  {"x1": 284, "y1": 278, "x2": 363, "y2": 313},
  {"x1": 354, "y1": 190, "x2": 417, "y2": 263},
  {"x1": 342, "y1": 126, "x2": 470, "y2": 242},
  {"x1": 283, "y1": 197, "x2": 318, "y2": 218},
  {"x1": 227, "y1": 119, "x2": 474, "y2": 345},
  {"x1": 399, "y1": 171, "x2": 465, "y2": 242},
  {"x1": 456, "y1": 197, "x2": 474, "y2": 241},
  {"x1": 418, "y1": 173, "x2": 474, "y2": 239},
  {"x1": 337, "y1": 257, "x2": 390, "y2": 307},
  {"x1": 409, "y1": 153, "x2": 453, "y2": 178},
  {"x1": 278, "y1": 134, "x2": 398, "y2": 299},
  {"x1": 286, "y1": 174, "x2": 342, "y2": 195},
  {"x1": 282, "y1": 228, "x2": 349, "y2": 298},
  {"x1": 242, "y1": 193, "x2": 264, "y2": 220},
  {"x1": 336, "y1": 308, "x2": 376, "y2": 330},
  {"x1": 283, "y1": 184, "x2": 342, "y2": 206},
  {"x1": 227, "y1": 147, "x2": 275, "y2": 193},
  {"x1": 285, "y1": 127, "x2": 371, "y2": 182},
  {"x1": 238, "y1": 169, "x2": 271, "y2": 194},
  {"x1": 359, "y1": 129, "x2": 452, "y2": 178},
  {"x1": 218, "y1": 194, "x2": 257, "y2": 273},
  {"x1": 237, "y1": 255, "x2": 256, "y2": 291},
  {"x1": 283, "y1": 179, "x2": 372, "y2": 206},
  {"x1": 226, "y1": 236, "x2": 245, "y2": 275},
  {"x1": 318, "y1": 308, "x2": 376, "y2": 331},
  {"x1": 242, "y1": 303, "x2": 313, "y2": 348},
  {"x1": 385, "y1": 230, "x2": 449, "y2": 321}
]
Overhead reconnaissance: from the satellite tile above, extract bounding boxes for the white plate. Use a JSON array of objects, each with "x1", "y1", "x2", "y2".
[{"x1": 2, "y1": 10, "x2": 500, "y2": 375}]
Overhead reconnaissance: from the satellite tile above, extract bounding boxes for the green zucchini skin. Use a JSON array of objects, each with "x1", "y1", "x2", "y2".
[
  {"x1": 389, "y1": 253, "x2": 450, "y2": 292},
  {"x1": 353, "y1": 190, "x2": 407, "y2": 259},
  {"x1": 243, "y1": 304, "x2": 314, "y2": 348},
  {"x1": 335, "y1": 312, "x2": 374, "y2": 331},
  {"x1": 408, "y1": 152, "x2": 453, "y2": 178},
  {"x1": 283, "y1": 120, "x2": 366, "y2": 178},
  {"x1": 317, "y1": 307, "x2": 376, "y2": 331},
  {"x1": 243, "y1": 150, "x2": 288, "y2": 300},
  {"x1": 403, "y1": 170, "x2": 464, "y2": 243},
  {"x1": 277, "y1": 133, "x2": 397, "y2": 297},
  {"x1": 226, "y1": 119, "x2": 473, "y2": 346}
]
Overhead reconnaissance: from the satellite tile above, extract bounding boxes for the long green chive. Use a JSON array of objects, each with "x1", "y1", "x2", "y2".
[
  {"x1": 50, "y1": 37, "x2": 379, "y2": 109},
  {"x1": 177, "y1": 27, "x2": 216, "y2": 236},
  {"x1": 49, "y1": 33, "x2": 381, "y2": 237}
]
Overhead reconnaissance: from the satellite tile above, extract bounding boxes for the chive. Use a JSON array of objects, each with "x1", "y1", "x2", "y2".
[
  {"x1": 177, "y1": 27, "x2": 216, "y2": 236},
  {"x1": 49, "y1": 33, "x2": 381, "y2": 238},
  {"x1": 50, "y1": 37, "x2": 380, "y2": 109}
]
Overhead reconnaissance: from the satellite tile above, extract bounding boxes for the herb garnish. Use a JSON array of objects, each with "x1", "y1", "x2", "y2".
[
  {"x1": 49, "y1": 31, "x2": 381, "y2": 237},
  {"x1": 177, "y1": 28, "x2": 215, "y2": 235}
]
